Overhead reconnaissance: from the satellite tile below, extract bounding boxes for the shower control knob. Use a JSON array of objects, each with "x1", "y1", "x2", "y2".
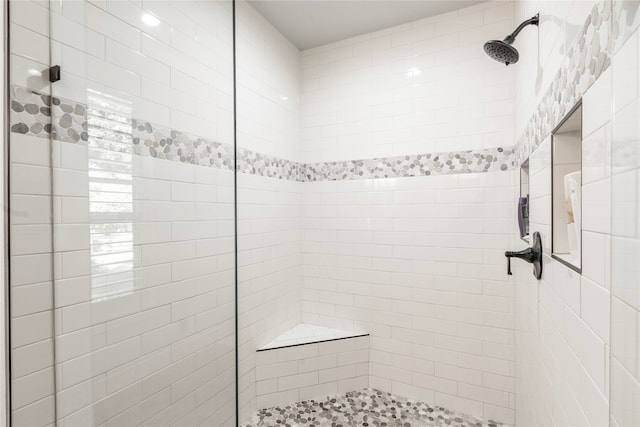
[{"x1": 504, "y1": 231, "x2": 543, "y2": 280}]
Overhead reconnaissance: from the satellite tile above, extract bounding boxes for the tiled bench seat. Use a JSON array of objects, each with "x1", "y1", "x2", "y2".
[{"x1": 255, "y1": 324, "x2": 370, "y2": 409}]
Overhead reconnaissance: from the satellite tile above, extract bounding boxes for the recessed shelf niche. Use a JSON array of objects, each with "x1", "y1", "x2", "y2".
[{"x1": 551, "y1": 102, "x2": 582, "y2": 272}]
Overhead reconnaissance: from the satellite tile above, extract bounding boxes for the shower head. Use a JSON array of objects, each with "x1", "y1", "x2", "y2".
[
  {"x1": 484, "y1": 13, "x2": 539, "y2": 66},
  {"x1": 484, "y1": 40, "x2": 519, "y2": 65}
]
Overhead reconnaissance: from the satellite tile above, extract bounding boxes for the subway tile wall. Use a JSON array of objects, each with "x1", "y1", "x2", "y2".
[
  {"x1": 300, "y1": 171, "x2": 517, "y2": 423},
  {"x1": 514, "y1": 70, "x2": 611, "y2": 426},
  {"x1": 9, "y1": 0, "x2": 237, "y2": 425},
  {"x1": 610, "y1": 6, "x2": 640, "y2": 427},
  {"x1": 10, "y1": 1, "x2": 526, "y2": 425},
  {"x1": 236, "y1": 0, "x2": 301, "y2": 162},
  {"x1": 513, "y1": 0, "x2": 601, "y2": 142},
  {"x1": 235, "y1": 174, "x2": 303, "y2": 421},
  {"x1": 234, "y1": 2, "x2": 522, "y2": 422},
  {"x1": 512, "y1": 0, "x2": 640, "y2": 425},
  {"x1": 294, "y1": 2, "x2": 519, "y2": 423},
  {"x1": 253, "y1": 336, "x2": 369, "y2": 410},
  {"x1": 13, "y1": 1, "x2": 636, "y2": 426},
  {"x1": 300, "y1": 1, "x2": 515, "y2": 163},
  {"x1": 235, "y1": 0, "x2": 303, "y2": 421},
  {"x1": 9, "y1": 134, "x2": 56, "y2": 427}
]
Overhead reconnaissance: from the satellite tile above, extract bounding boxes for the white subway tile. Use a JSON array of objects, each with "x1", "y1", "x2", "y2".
[
  {"x1": 256, "y1": 390, "x2": 298, "y2": 410},
  {"x1": 435, "y1": 392, "x2": 483, "y2": 418},
  {"x1": 86, "y1": 3, "x2": 141, "y2": 50},
  {"x1": 278, "y1": 371, "x2": 318, "y2": 391},
  {"x1": 11, "y1": 164, "x2": 51, "y2": 196},
  {"x1": 256, "y1": 360, "x2": 298, "y2": 381}
]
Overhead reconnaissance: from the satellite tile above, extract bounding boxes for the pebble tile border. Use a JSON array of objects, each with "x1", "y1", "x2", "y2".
[
  {"x1": 10, "y1": 85, "x2": 87, "y2": 143},
  {"x1": 131, "y1": 117, "x2": 235, "y2": 170},
  {"x1": 10, "y1": 0, "x2": 640, "y2": 180},
  {"x1": 10, "y1": 85, "x2": 515, "y2": 181},
  {"x1": 244, "y1": 388, "x2": 506, "y2": 427},
  {"x1": 237, "y1": 147, "x2": 301, "y2": 181},
  {"x1": 302, "y1": 147, "x2": 514, "y2": 181},
  {"x1": 515, "y1": 0, "x2": 640, "y2": 166}
]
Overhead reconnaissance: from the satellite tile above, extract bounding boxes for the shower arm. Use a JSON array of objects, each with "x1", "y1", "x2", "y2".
[{"x1": 504, "y1": 13, "x2": 540, "y2": 44}]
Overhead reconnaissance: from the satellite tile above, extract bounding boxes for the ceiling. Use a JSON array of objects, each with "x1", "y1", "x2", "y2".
[{"x1": 248, "y1": 0, "x2": 488, "y2": 50}]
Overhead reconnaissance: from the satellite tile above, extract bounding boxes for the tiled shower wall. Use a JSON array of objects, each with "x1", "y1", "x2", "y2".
[
  {"x1": 300, "y1": 1, "x2": 515, "y2": 162},
  {"x1": 297, "y1": 2, "x2": 519, "y2": 424},
  {"x1": 253, "y1": 335, "x2": 370, "y2": 409},
  {"x1": 515, "y1": 72, "x2": 611, "y2": 426},
  {"x1": 11, "y1": 2, "x2": 637, "y2": 427},
  {"x1": 301, "y1": 172, "x2": 517, "y2": 423},
  {"x1": 235, "y1": 0, "x2": 303, "y2": 421},
  {"x1": 512, "y1": 0, "x2": 639, "y2": 426},
  {"x1": 9, "y1": 1, "x2": 237, "y2": 425},
  {"x1": 610, "y1": 6, "x2": 640, "y2": 427}
]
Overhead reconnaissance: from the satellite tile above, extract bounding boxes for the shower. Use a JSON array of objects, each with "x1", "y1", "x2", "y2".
[
  {"x1": 484, "y1": 13, "x2": 539, "y2": 65},
  {"x1": 4, "y1": 0, "x2": 631, "y2": 425}
]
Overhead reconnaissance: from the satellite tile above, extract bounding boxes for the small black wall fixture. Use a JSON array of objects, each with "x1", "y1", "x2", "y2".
[
  {"x1": 484, "y1": 13, "x2": 539, "y2": 66},
  {"x1": 505, "y1": 231, "x2": 543, "y2": 280},
  {"x1": 48, "y1": 65, "x2": 61, "y2": 83}
]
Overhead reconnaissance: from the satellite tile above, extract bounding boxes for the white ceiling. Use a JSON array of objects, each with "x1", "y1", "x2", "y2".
[{"x1": 248, "y1": 0, "x2": 487, "y2": 50}]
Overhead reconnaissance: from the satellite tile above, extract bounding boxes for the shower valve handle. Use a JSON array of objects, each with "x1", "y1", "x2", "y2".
[{"x1": 504, "y1": 231, "x2": 543, "y2": 280}]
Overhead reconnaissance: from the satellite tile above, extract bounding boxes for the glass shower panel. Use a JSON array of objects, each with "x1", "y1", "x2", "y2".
[
  {"x1": 234, "y1": 1, "x2": 303, "y2": 422},
  {"x1": 47, "y1": 1, "x2": 236, "y2": 425},
  {"x1": 7, "y1": 1, "x2": 56, "y2": 425}
]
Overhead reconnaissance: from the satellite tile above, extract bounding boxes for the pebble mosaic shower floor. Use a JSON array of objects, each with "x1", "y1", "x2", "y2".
[{"x1": 244, "y1": 388, "x2": 506, "y2": 427}]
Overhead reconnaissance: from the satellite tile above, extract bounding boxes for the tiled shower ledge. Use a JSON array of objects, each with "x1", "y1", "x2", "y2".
[
  {"x1": 244, "y1": 388, "x2": 506, "y2": 427},
  {"x1": 257, "y1": 324, "x2": 368, "y2": 351}
]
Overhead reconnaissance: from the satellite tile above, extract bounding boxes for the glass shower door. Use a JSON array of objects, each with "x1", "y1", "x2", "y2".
[{"x1": 45, "y1": 0, "x2": 236, "y2": 425}]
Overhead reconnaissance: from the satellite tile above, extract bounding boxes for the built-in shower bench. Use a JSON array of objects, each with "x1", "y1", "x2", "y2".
[{"x1": 254, "y1": 324, "x2": 370, "y2": 409}]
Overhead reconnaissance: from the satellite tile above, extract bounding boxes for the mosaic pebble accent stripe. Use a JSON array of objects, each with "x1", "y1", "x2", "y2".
[
  {"x1": 515, "y1": 0, "x2": 639, "y2": 167},
  {"x1": 10, "y1": 85, "x2": 515, "y2": 181},
  {"x1": 302, "y1": 147, "x2": 514, "y2": 182},
  {"x1": 131, "y1": 118, "x2": 235, "y2": 170},
  {"x1": 612, "y1": 0, "x2": 640, "y2": 55},
  {"x1": 244, "y1": 388, "x2": 506, "y2": 427},
  {"x1": 9, "y1": 1, "x2": 640, "y2": 180},
  {"x1": 10, "y1": 85, "x2": 87, "y2": 143},
  {"x1": 237, "y1": 147, "x2": 301, "y2": 181}
]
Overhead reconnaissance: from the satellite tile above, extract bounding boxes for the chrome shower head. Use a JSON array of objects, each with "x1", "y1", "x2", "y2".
[{"x1": 484, "y1": 13, "x2": 539, "y2": 66}]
